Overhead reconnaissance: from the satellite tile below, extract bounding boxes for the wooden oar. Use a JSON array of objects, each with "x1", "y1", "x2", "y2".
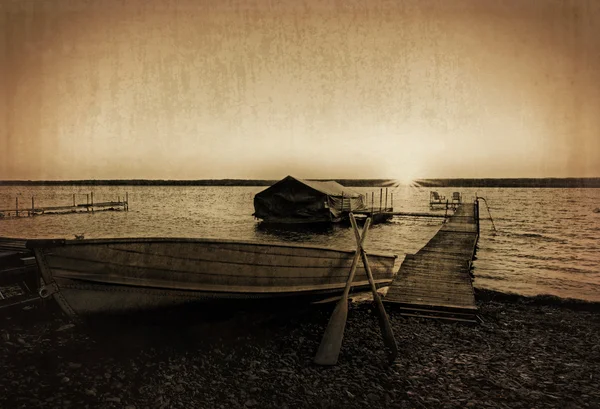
[
  {"x1": 349, "y1": 213, "x2": 399, "y2": 364},
  {"x1": 314, "y1": 218, "x2": 372, "y2": 366}
]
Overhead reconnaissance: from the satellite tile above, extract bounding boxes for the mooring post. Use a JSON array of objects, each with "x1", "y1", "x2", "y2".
[
  {"x1": 385, "y1": 188, "x2": 388, "y2": 211},
  {"x1": 476, "y1": 198, "x2": 480, "y2": 236},
  {"x1": 371, "y1": 192, "x2": 374, "y2": 213}
]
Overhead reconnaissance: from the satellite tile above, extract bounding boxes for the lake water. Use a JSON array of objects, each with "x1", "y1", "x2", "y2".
[{"x1": 1, "y1": 185, "x2": 599, "y2": 302}]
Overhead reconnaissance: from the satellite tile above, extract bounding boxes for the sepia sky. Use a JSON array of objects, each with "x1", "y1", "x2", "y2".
[{"x1": 1, "y1": 0, "x2": 599, "y2": 181}]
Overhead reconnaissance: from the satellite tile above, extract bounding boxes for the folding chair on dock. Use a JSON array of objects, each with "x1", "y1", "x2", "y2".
[
  {"x1": 430, "y1": 191, "x2": 445, "y2": 203},
  {"x1": 430, "y1": 191, "x2": 447, "y2": 210}
]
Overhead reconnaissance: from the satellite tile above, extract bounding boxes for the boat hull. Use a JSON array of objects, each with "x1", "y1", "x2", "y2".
[{"x1": 28, "y1": 238, "x2": 397, "y2": 317}]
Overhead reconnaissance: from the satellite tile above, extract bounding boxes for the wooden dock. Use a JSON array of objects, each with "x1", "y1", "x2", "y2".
[
  {"x1": 352, "y1": 186, "x2": 449, "y2": 224},
  {"x1": 354, "y1": 210, "x2": 448, "y2": 219},
  {"x1": 351, "y1": 207, "x2": 394, "y2": 224},
  {"x1": 384, "y1": 201, "x2": 480, "y2": 323},
  {"x1": 349, "y1": 187, "x2": 395, "y2": 224},
  {"x1": 0, "y1": 192, "x2": 129, "y2": 219}
]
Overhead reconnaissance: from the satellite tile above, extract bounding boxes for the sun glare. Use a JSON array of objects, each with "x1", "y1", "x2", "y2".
[
  {"x1": 390, "y1": 176, "x2": 415, "y2": 187},
  {"x1": 383, "y1": 157, "x2": 423, "y2": 188}
]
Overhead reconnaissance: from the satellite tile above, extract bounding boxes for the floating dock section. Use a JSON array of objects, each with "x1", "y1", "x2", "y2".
[{"x1": 384, "y1": 201, "x2": 480, "y2": 323}]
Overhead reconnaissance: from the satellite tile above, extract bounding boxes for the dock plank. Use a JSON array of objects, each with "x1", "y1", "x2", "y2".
[{"x1": 384, "y1": 202, "x2": 479, "y2": 321}]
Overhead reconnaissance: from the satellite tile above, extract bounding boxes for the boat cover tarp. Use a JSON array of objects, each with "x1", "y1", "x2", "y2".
[{"x1": 253, "y1": 176, "x2": 366, "y2": 223}]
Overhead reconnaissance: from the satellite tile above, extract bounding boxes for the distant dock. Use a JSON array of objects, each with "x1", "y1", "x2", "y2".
[
  {"x1": 0, "y1": 192, "x2": 129, "y2": 219},
  {"x1": 384, "y1": 201, "x2": 480, "y2": 323}
]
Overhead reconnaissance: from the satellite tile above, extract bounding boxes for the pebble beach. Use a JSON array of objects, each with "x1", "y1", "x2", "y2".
[{"x1": 1, "y1": 289, "x2": 599, "y2": 409}]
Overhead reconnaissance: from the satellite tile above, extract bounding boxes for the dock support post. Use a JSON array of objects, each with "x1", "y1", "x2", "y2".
[
  {"x1": 391, "y1": 193, "x2": 393, "y2": 210},
  {"x1": 32, "y1": 196, "x2": 34, "y2": 216},
  {"x1": 379, "y1": 188, "x2": 382, "y2": 212},
  {"x1": 73, "y1": 194, "x2": 75, "y2": 207},
  {"x1": 126, "y1": 192, "x2": 129, "y2": 211},
  {"x1": 91, "y1": 192, "x2": 94, "y2": 207},
  {"x1": 383, "y1": 187, "x2": 387, "y2": 211},
  {"x1": 476, "y1": 199, "x2": 480, "y2": 236},
  {"x1": 15, "y1": 197, "x2": 18, "y2": 217},
  {"x1": 371, "y1": 192, "x2": 374, "y2": 213},
  {"x1": 385, "y1": 187, "x2": 388, "y2": 212},
  {"x1": 341, "y1": 191, "x2": 344, "y2": 213}
]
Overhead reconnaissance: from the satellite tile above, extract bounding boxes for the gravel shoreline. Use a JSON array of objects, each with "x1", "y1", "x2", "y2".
[{"x1": 1, "y1": 290, "x2": 599, "y2": 409}]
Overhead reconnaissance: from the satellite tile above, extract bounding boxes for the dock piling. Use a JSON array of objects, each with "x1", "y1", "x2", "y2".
[
  {"x1": 371, "y1": 192, "x2": 374, "y2": 213},
  {"x1": 476, "y1": 198, "x2": 480, "y2": 236},
  {"x1": 15, "y1": 197, "x2": 18, "y2": 217},
  {"x1": 385, "y1": 188, "x2": 388, "y2": 210}
]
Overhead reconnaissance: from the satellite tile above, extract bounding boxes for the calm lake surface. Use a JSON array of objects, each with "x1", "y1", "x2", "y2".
[{"x1": 1, "y1": 186, "x2": 599, "y2": 302}]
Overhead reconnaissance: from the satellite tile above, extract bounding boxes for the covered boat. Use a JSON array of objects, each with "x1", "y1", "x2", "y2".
[
  {"x1": 27, "y1": 237, "x2": 397, "y2": 317},
  {"x1": 253, "y1": 176, "x2": 367, "y2": 224}
]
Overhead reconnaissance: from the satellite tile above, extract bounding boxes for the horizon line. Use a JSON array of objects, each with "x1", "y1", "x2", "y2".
[
  {"x1": 1, "y1": 177, "x2": 600, "y2": 189},
  {"x1": 1, "y1": 177, "x2": 600, "y2": 182}
]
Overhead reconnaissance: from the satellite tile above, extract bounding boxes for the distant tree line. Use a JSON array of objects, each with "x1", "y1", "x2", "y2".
[
  {"x1": 0, "y1": 179, "x2": 277, "y2": 187},
  {"x1": 413, "y1": 178, "x2": 600, "y2": 188},
  {"x1": 0, "y1": 178, "x2": 599, "y2": 188}
]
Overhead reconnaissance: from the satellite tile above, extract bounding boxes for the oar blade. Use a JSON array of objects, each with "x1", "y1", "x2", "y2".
[
  {"x1": 372, "y1": 291, "x2": 399, "y2": 363},
  {"x1": 314, "y1": 213, "x2": 370, "y2": 366},
  {"x1": 313, "y1": 299, "x2": 349, "y2": 365}
]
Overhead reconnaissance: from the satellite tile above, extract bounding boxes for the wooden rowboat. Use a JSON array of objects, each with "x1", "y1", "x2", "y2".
[{"x1": 27, "y1": 238, "x2": 397, "y2": 317}]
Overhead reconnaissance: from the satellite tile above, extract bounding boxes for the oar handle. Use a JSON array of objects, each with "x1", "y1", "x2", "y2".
[{"x1": 358, "y1": 248, "x2": 379, "y2": 295}]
